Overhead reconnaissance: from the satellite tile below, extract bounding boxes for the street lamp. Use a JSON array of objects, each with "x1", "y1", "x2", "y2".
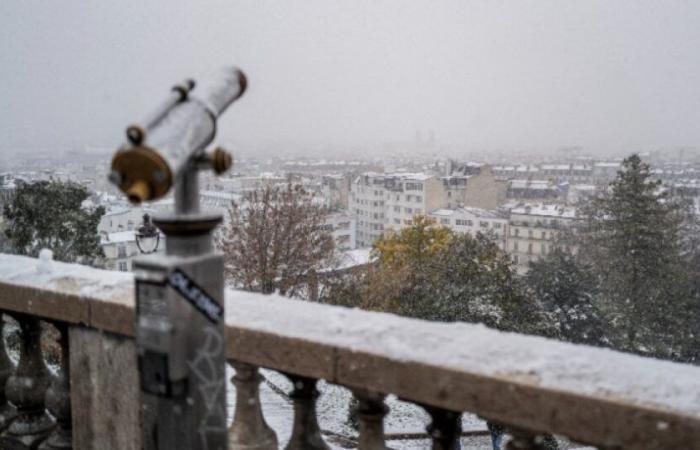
[{"x1": 135, "y1": 213, "x2": 160, "y2": 254}]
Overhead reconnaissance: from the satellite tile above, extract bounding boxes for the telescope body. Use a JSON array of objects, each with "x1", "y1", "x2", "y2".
[{"x1": 111, "y1": 68, "x2": 246, "y2": 204}]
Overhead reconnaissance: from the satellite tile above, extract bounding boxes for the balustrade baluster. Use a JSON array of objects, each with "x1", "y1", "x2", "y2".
[
  {"x1": 423, "y1": 406, "x2": 462, "y2": 450},
  {"x1": 3, "y1": 313, "x2": 54, "y2": 447},
  {"x1": 228, "y1": 362, "x2": 278, "y2": 450},
  {"x1": 353, "y1": 390, "x2": 388, "y2": 450},
  {"x1": 0, "y1": 313, "x2": 17, "y2": 430},
  {"x1": 39, "y1": 322, "x2": 71, "y2": 449},
  {"x1": 284, "y1": 375, "x2": 329, "y2": 450}
]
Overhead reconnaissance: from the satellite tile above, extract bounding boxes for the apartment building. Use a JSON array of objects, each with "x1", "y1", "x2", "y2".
[
  {"x1": 324, "y1": 212, "x2": 357, "y2": 251},
  {"x1": 508, "y1": 204, "x2": 577, "y2": 273},
  {"x1": 444, "y1": 165, "x2": 504, "y2": 209},
  {"x1": 384, "y1": 174, "x2": 446, "y2": 232},
  {"x1": 101, "y1": 230, "x2": 140, "y2": 272},
  {"x1": 350, "y1": 168, "x2": 502, "y2": 247},
  {"x1": 350, "y1": 173, "x2": 388, "y2": 248},
  {"x1": 429, "y1": 207, "x2": 508, "y2": 251}
]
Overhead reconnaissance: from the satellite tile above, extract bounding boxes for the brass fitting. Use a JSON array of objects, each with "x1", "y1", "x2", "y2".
[
  {"x1": 210, "y1": 147, "x2": 233, "y2": 175},
  {"x1": 110, "y1": 146, "x2": 172, "y2": 204}
]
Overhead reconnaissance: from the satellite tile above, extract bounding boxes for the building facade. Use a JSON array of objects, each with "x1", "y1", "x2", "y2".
[
  {"x1": 429, "y1": 207, "x2": 508, "y2": 251},
  {"x1": 507, "y1": 204, "x2": 577, "y2": 273}
]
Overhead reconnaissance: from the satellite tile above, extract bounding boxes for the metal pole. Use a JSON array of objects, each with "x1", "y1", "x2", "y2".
[{"x1": 110, "y1": 67, "x2": 246, "y2": 450}]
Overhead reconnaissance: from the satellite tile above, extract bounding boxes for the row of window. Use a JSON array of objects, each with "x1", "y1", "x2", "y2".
[
  {"x1": 354, "y1": 199, "x2": 385, "y2": 207},
  {"x1": 452, "y1": 219, "x2": 503, "y2": 229},
  {"x1": 512, "y1": 228, "x2": 551, "y2": 239},
  {"x1": 355, "y1": 209, "x2": 385, "y2": 220}
]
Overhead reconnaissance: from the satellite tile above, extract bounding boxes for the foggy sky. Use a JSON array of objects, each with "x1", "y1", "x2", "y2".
[{"x1": 1, "y1": 1, "x2": 700, "y2": 156}]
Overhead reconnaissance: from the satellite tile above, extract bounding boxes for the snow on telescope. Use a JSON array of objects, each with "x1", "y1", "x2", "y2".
[{"x1": 109, "y1": 67, "x2": 247, "y2": 204}]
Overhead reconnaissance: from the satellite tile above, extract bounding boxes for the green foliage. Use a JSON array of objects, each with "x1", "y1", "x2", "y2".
[
  {"x1": 525, "y1": 249, "x2": 606, "y2": 346},
  {"x1": 3, "y1": 180, "x2": 104, "y2": 265}
]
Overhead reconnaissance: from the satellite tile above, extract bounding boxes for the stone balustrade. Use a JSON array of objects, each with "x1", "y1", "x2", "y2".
[{"x1": 0, "y1": 252, "x2": 699, "y2": 449}]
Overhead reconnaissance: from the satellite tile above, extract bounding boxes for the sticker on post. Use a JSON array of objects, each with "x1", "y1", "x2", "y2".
[{"x1": 167, "y1": 269, "x2": 223, "y2": 324}]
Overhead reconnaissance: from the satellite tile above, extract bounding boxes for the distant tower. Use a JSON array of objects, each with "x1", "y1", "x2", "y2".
[
  {"x1": 415, "y1": 130, "x2": 423, "y2": 145},
  {"x1": 428, "y1": 129, "x2": 436, "y2": 147}
]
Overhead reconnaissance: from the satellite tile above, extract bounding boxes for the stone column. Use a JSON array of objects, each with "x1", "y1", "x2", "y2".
[
  {"x1": 353, "y1": 390, "x2": 388, "y2": 450},
  {"x1": 228, "y1": 362, "x2": 277, "y2": 450},
  {"x1": 423, "y1": 406, "x2": 462, "y2": 450},
  {"x1": 0, "y1": 313, "x2": 17, "y2": 431},
  {"x1": 3, "y1": 313, "x2": 54, "y2": 448},
  {"x1": 284, "y1": 375, "x2": 329, "y2": 450},
  {"x1": 40, "y1": 322, "x2": 72, "y2": 449}
]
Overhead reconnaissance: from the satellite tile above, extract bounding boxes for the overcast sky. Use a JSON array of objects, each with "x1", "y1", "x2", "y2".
[{"x1": 1, "y1": 1, "x2": 699, "y2": 156}]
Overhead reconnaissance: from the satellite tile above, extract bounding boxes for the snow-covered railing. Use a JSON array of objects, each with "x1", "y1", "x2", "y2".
[{"x1": 0, "y1": 252, "x2": 699, "y2": 449}]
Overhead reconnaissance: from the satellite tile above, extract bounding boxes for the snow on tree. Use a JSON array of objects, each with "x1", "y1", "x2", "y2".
[
  {"x1": 525, "y1": 249, "x2": 607, "y2": 346},
  {"x1": 219, "y1": 184, "x2": 335, "y2": 297},
  {"x1": 2, "y1": 180, "x2": 104, "y2": 265},
  {"x1": 576, "y1": 154, "x2": 693, "y2": 358},
  {"x1": 325, "y1": 216, "x2": 550, "y2": 336}
]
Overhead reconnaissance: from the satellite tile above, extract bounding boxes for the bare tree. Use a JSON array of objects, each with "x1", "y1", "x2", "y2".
[{"x1": 219, "y1": 184, "x2": 335, "y2": 297}]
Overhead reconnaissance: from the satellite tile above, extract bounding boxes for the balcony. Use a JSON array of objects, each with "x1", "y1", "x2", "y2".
[{"x1": 0, "y1": 252, "x2": 699, "y2": 449}]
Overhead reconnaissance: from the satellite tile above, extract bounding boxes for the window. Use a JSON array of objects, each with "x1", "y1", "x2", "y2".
[
  {"x1": 414, "y1": 208, "x2": 422, "y2": 214},
  {"x1": 405, "y1": 182, "x2": 423, "y2": 191},
  {"x1": 513, "y1": 242, "x2": 519, "y2": 251},
  {"x1": 528, "y1": 243, "x2": 533, "y2": 254},
  {"x1": 541, "y1": 231, "x2": 546, "y2": 239},
  {"x1": 480, "y1": 221, "x2": 488, "y2": 228},
  {"x1": 528, "y1": 230, "x2": 533, "y2": 238},
  {"x1": 118, "y1": 261, "x2": 128, "y2": 272},
  {"x1": 405, "y1": 195, "x2": 412, "y2": 202},
  {"x1": 405, "y1": 207, "x2": 413, "y2": 214},
  {"x1": 117, "y1": 245, "x2": 127, "y2": 258},
  {"x1": 394, "y1": 218, "x2": 401, "y2": 224},
  {"x1": 415, "y1": 195, "x2": 423, "y2": 203},
  {"x1": 514, "y1": 255, "x2": 519, "y2": 264},
  {"x1": 493, "y1": 223, "x2": 502, "y2": 229},
  {"x1": 440, "y1": 218, "x2": 450, "y2": 225},
  {"x1": 514, "y1": 228, "x2": 520, "y2": 237},
  {"x1": 394, "y1": 206, "x2": 401, "y2": 212}
]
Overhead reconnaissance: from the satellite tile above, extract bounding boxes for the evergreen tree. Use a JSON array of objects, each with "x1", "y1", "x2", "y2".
[
  {"x1": 578, "y1": 154, "x2": 685, "y2": 356},
  {"x1": 525, "y1": 249, "x2": 606, "y2": 346},
  {"x1": 3, "y1": 180, "x2": 104, "y2": 265}
]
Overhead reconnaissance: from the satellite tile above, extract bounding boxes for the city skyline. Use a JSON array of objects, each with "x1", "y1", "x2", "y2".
[{"x1": 1, "y1": 1, "x2": 700, "y2": 157}]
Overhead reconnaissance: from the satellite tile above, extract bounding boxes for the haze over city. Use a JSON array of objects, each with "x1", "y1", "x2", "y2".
[{"x1": 2, "y1": 0, "x2": 700, "y2": 158}]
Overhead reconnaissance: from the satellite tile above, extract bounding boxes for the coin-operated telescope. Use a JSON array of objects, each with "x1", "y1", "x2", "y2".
[{"x1": 109, "y1": 67, "x2": 246, "y2": 450}]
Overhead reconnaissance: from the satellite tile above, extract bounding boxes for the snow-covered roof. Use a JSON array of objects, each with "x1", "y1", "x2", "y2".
[
  {"x1": 333, "y1": 248, "x2": 373, "y2": 271},
  {"x1": 511, "y1": 203, "x2": 577, "y2": 219},
  {"x1": 430, "y1": 209, "x2": 455, "y2": 217},
  {"x1": 430, "y1": 207, "x2": 504, "y2": 220}
]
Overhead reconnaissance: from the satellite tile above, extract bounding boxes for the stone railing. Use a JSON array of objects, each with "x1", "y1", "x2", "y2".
[{"x1": 0, "y1": 252, "x2": 699, "y2": 449}]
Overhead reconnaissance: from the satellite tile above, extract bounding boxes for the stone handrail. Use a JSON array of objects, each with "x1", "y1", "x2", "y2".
[{"x1": 0, "y1": 253, "x2": 699, "y2": 449}]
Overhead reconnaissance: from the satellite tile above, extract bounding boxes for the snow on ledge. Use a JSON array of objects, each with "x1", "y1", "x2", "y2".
[
  {"x1": 1, "y1": 253, "x2": 699, "y2": 421},
  {"x1": 225, "y1": 291, "x2": 700, "y2": 419}
]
